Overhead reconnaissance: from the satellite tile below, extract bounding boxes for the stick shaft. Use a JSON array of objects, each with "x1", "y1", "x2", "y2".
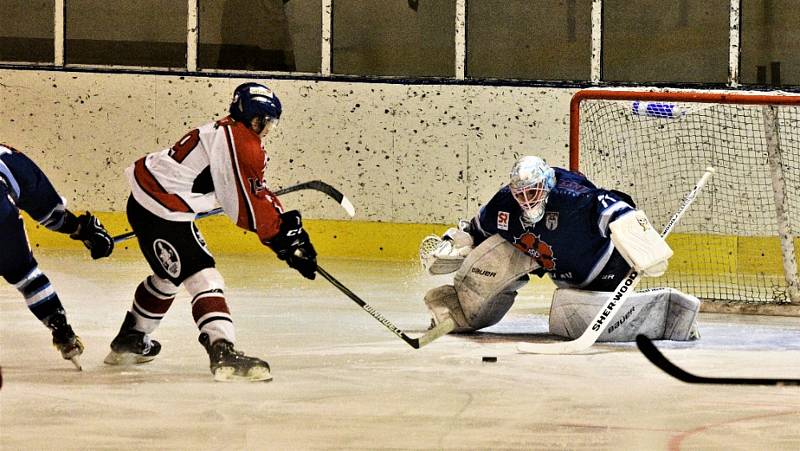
[
  {"x1": 113, "y1": 180, "x2": 352, "y2": 243},
  {"x1": 316, "y1": 265, "x2": 454, "y2": 349}
]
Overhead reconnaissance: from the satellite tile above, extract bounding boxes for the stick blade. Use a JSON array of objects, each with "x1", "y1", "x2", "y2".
[
  {"x1": 517, "y1": 334, "x2": 595, "y2": 355},
  {"x1": 69, "y1": 355, "x2": 83, "y2": 371},
  {"x1": 636, "y1": 334, "x2": 800, "y2": 386},
  {"x1": 340, "y1": 196, "x2": 356, "y2": 217},
  {"x1": 414, "y1": 317, "x2": 455, "y2": 348}
]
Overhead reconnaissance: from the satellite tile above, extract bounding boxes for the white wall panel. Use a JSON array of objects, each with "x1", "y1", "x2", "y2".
[{"x1": 0, "y1": 69, "x2": 573, "y2": 224}]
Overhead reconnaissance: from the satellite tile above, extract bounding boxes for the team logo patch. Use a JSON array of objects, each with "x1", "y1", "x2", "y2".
[
  {"x1": 545, "y1": 212, "x2": 559, "y2": 231},
  {"x1": 191, "y1": 223, "x2": 212, "y2": 256},
  {"x1": 635, "y1": 211, "x2": 650, "y2": 231},
  {"x1": 153, "y1": 239, "x2": 181, "y2": 278},
  {"x1": 497, "y1": 211, "x2": 510, "y2": 231},
  {"x1": 249, "y1": 176, "x2": 268, "y2": 196},
  {"x1": 513, "y1": 232, "x2": 555, "y2": 270}
]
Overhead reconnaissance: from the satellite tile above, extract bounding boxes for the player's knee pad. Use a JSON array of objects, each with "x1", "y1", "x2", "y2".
[
  {"x1": 549, "y1": 287, "x2": 701, "y2": 342},
  {"x1": 183, "y1": 268, "x2": 225, "y2": 301},
  {"x1": 148, "y1": 274, "x2": 179, "y2": 297},
  {"x1": 451, "y1": 234, "x2": 536, "y2": 330},
  {"x1": 423, "y1": 285, "x2": 471, "y2": 332}
]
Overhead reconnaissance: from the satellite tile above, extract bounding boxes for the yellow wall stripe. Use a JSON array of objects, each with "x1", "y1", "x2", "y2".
[
  {"x1": 23, "y1": 211, "x2": 449, "y2": 261},
  {"x1": 22, "y1": 212, "x2": 798, "y2": 274}
]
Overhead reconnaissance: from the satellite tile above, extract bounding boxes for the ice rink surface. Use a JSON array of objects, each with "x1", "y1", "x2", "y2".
[{"x1": 1, "y1": 250, "x2": 799, "y2": 450}]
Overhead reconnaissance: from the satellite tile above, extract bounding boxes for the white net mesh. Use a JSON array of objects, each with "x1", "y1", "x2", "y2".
[{"x1": 574, "y1": 90, "x2": 800, "y2": 305}]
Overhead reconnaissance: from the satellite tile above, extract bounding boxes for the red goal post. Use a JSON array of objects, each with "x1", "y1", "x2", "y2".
[{"x1": 569, "y1": 88, "x2": 800, "y2": 315}]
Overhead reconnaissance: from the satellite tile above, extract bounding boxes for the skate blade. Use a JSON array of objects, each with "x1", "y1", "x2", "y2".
[
  {"x1": 213, "y1": 366, "x2": 273, "y2": 382},
  {"x1": 69, "y1": 356, "x2": 83, "y2": 371},
  {"x1": 103, "y1": 350, "x2": 156, "y2": 366}
]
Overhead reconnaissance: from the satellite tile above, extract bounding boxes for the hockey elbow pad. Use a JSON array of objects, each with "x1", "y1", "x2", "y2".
[{"x1": 70, "y1": 212, "x2": 114, "y2": 259}]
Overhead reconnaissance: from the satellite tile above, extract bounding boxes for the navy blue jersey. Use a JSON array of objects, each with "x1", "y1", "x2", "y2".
[
  {"x1": 470, "y1": 167, "x2": 634, "y2": 288},
  {"x1": 0, "y1": 144, "x2": 68, "y2": 230}
]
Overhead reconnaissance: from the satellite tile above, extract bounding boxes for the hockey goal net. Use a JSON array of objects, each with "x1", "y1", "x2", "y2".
[{"x1": 570, "y1": 88, "x2": 800, "y2": 315}]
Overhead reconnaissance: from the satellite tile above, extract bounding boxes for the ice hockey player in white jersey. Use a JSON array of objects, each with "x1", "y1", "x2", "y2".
[
  {"x1": 420, "y1": 155, "x2": 700, "y2": 342},
  {"x1": 0, "y1": 143, "x2": 114, "y2": 370},
  {"x1": 104, "y1": 83, "x2": 317, "y2": 382}
]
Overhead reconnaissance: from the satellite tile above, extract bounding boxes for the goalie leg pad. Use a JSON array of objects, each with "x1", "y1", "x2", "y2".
[
  {"x1": 183, "y1": 268, "x2": 235, "y2": 345},
  {"x1": 664, "y1": 289, "x2": 702, "y2": 340},
  {"x1": 423, "y1": 285, "x2": 471, "y2": 332},
  {"x1": 549, "y1": 287, "x2": 700, "y2": 342},
  {"x1": 452, "y1": 234, "x2": 538, "y2": 330}
]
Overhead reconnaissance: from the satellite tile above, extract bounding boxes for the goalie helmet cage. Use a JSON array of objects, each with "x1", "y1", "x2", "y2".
[{"x1": 569, "y1": 88, "x2": 800, "y2": 316}]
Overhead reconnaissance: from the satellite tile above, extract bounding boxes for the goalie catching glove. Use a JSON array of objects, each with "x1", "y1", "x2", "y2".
[
  {"x1": 419, "y1": 227, "x2": 474, "y2": 275},
  {"x1": 267, "y1": 210, "x2": 317, "y2": 280},
  {"x1": 609, "y1": 210, "x2": 673, "y2": 277},
  {"x1": 67, "y1": 212, "x2": 114, "y2": 259}
]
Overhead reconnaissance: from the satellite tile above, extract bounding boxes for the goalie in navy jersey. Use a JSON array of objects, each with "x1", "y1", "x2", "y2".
[
  {"x1": 0, "y1": 144, "x2": 114, "y2": 369},
  {"x1": 420, "y1": 156, "x2": 700, "y2": 342},
  {"x1": 104, "y1": 82, "x2": 317, "y2": 382}
]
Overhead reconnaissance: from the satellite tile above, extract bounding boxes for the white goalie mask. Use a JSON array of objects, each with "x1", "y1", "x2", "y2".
[{"x1": 509, "y1": 156, "x2": 556, "y2": 225}]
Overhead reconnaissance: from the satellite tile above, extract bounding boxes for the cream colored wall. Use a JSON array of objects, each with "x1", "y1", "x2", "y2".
[{"x1": 0, "y1": 69, "x2": 574, "y2": 224}]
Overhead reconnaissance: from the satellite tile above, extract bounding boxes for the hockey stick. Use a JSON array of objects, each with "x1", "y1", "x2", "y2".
[
  {"x1": 636, "y1": 335, "x2": 800, "y2": 386},
  {"x1": 112, "y1": 180, "x2": 355, "y2": 243},
  {"x1": 517, "y1": 167, "x2": 716, "y2": 355},
  {"x1": 316, "y1": 265, "x2": 456, "y2": 349}
]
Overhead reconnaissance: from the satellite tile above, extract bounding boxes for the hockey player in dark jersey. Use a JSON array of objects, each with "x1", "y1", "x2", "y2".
[
  {"x1": 0, "y1": 144, "x2": 114, "y2": 369},
  {"x1": 420, "y1": 156, "x2": 700, "y2": 341},
  {"x1": 104, "y1": 83, "x2": 316, "y2": 382}
]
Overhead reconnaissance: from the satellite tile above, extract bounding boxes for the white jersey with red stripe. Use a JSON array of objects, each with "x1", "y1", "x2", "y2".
[{"x1": 125, "y1": 116, "x2": 284, "y2": 243}]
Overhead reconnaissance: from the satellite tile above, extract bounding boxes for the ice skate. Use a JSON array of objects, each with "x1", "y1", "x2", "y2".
[
  {"x1": 47, "y1": 313, "x2": 84, "y2": 370},
  {"x1": 104, "y1": 312, "x2": 161, "y2": 365},
  {"x1": 199, "y1": 333, "x2": 272, "y2": 382}
]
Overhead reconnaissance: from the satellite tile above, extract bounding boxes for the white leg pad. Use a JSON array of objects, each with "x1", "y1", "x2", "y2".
[
  {"x1": 423, "y1": 285, "x2": 471, "y2": 333},
  {"x1": 451, "y1": 234, "x2": 537, "y2": 330},
  {"x1": 664, "y1": 289, "x2": 702, "y2": 340},
  {"x1": 549, "y1": 287, "x2": 701, "y2": 342}
]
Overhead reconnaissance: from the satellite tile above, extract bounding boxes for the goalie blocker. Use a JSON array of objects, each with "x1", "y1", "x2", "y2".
[{"x1": 609, "y1": 210, "x2": 673, "y2": 277}]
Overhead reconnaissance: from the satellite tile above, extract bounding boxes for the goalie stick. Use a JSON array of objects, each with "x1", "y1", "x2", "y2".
[
  {"x1": 517, "y1": 167, "x2": 716, "y2": 355},
  {"x1": 113, "y1": 180, "x2": 355, "y2": 243},
  {"x1": 316, "y1": 265, "x2": 455, "y2": 349},
  {"x1": 636, "y1": 335, "x2": 800, "y2": 386}
]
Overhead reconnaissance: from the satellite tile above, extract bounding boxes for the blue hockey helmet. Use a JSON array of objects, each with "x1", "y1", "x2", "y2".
[
  {"x1": 509, "y1": 156, "x2": 555, "y2": 225},
  {"x1": 229, "y1": 82, "x2": 282, "y2": 133}
]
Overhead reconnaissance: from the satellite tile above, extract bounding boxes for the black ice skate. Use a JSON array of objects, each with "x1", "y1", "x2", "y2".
[
  {"x1": 199, "y1": 333, "x2": 272, "y2": 382},
  {"x1": 104, "y1": 312, "x2": 161, "y2": 365},
  {"x1": 47, "y1": 313, "x2": 84, "y2": 370}
]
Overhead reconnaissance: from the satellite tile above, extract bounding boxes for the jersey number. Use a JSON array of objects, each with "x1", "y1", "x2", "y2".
[{"x1": 169, "y1": 129, "x2": 200, "y2": 163}]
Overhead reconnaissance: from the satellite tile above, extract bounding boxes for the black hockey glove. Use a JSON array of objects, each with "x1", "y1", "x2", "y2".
[
  {"x1": 70, "y1": 212, "x2": 114, "y2": 259},
  {"x1": 268, "y1": 210, "x2": 317, "y2": 280}
]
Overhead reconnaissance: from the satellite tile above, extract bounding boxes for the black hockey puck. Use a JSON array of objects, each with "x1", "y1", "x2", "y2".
[{"x1": 482, "y1": 356, "x2": 497, "y2": 362}]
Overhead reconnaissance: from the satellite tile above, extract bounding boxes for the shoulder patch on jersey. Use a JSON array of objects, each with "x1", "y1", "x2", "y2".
[
  {"x1": 497, "y1": 211, "x2": 510, "y2": 231},
  {"x1": 544, "y1": 212, "x2": 559, "y2": 230}
]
